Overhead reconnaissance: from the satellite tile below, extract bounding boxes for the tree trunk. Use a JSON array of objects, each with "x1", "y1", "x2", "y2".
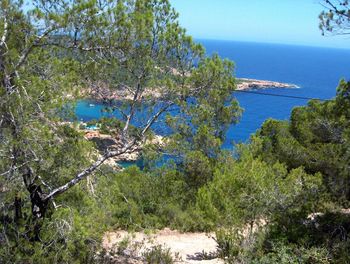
[
  {"x1": 14, "y1": 195, "x2": 22, "y2": 224},
  {"x1": 28, "y1": 183, "x2": 49, "y2": 241},
  {"x1": 28, "y1": 183, "x2": 48, "y2": 220}
]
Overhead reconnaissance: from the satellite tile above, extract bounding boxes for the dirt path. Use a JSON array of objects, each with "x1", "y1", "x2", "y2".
[{"x1": 103, "y1": 228, "x2": 224, "y2": 264}]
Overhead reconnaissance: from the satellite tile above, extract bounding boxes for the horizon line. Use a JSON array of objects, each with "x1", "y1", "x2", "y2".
[{"x1": 194, "y1": 37, "x2": 350, "y2": 51}]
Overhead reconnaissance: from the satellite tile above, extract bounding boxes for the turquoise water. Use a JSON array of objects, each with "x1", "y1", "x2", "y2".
[
  {"x1": 76, "y1": 40, "x2": 350, "y2": 148},
  {"x1": 117, "y1": 160, "x2": 142, "y2": 168},
  {"x1": 86, "y1": 125, "x2": 99, "y2": 130}
]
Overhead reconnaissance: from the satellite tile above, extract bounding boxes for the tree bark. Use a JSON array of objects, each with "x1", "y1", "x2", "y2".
[{"x1": 14, "y1": 195, "x2": 22, "y2": 224}]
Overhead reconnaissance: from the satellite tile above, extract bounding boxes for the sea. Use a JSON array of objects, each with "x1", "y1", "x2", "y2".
[{"x1": 76, "y1": 39, "x2": 350, "y2": 149}]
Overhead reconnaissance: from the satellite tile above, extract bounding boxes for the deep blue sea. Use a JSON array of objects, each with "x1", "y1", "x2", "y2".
[{"x1": 76, "y1": 40, "x2": 350, "y2": 148}]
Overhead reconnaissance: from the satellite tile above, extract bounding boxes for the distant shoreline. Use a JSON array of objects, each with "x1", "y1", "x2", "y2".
[
  {"x1": 85, "y1": 78, "x2": 299, "y2": 102},
  {"x1": 237, "y1": 78, "x2": 299, "y2": 90}
]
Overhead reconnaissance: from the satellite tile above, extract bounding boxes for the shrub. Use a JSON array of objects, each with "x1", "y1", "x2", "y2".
[{"x1": 142, "y1": 245, "x2": 176, "y2": 264}]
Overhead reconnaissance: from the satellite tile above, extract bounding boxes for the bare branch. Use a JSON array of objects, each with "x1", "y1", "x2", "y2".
[
  {"x1": 37, "y1": 41, "x2": 113, "y2": 52},
  {"x1": 43, "y1": 100, "x2": 173, "y2": 201},
  {"x1": 325, "y1": 0, "x2": 350, "y2": 19},
  {"x1": 0, "y1": 16, "x2": 8, "y2": 49},
  {"x1": 122, "y1": 82, "x2": 142, "y2": 139},
  {"x1": 44, "y1": 139, "x2": 137, "y2": 201},
  {"x1": 0, "y1": 161, "x2": 31, "y2": 177},
  {"x1": 141, "y1": 102, "x2": 174, "y2": 136},
  {"x1": 14, "y1": 26, "x2": 58, "y2": 70},
  {"x1": 320, "y1": 0, "x2": 350, "y2": 35}
]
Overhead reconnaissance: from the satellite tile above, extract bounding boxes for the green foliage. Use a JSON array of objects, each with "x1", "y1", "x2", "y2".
[
  {"x1": 2, "y1": 0, "x2": 348, "y2": 263},
  {"x1": 98, "y1": 117, "x2": 124, "y2": 135},
  {"x1": 1, "y1": 0, "x2": 242, "y2": 261},
  {"x1": 164, "y1": 54, "x2": 242, "y2": 192},
  {"x1": 142, "y1": 244, "x2": 175, "y2": 264},
  {"x1": 92, "y1": 165, "x2": 209, "y2": 232},
  {"x1": 253, "y1": 242, "x2": 331, "y2": 264},
  {"x1": 253, "y1": 80, "x2": 350, "y2": 205},
  {"x1": 0, "y1": 184, "x2": 106, "y2": 263},
  {"x1": 215, "y1": 226, "x2": 335, "y2": 264},
  {"x1": 183, "y1": 150, "x2": 213, "y2": 190},
  {"x1": 215, "y1": 228, "x2": 245, "y2": 262},
  {"x1": 216, "y1": 83, "x2": 350, "y2": 264},
  {"x1": 196, "y1": 148, "x2": 322, "y2": 229}
]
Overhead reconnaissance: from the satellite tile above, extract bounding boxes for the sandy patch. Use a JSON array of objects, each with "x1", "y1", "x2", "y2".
[{"x1": 103, "y1": 228, "x2": 224, "y2": 264}]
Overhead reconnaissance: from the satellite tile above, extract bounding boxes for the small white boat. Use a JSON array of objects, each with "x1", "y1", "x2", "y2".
[{"x1": 89, "y1": 103, "x2": 95, "y2": 107}]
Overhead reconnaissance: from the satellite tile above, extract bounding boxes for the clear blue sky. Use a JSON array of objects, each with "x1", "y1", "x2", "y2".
[{"x1": 170, "y1": 0, "x2": 350, "y2": 49}]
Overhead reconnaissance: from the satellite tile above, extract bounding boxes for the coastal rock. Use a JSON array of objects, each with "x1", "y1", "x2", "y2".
[
  {"x1": 83, "y1": 130, "x2": 165, "y2": 164},
  {"x1": 85, "y1": 77, "x2": 299, "y2": 102},
  {"x1": 236, "y1": 78, "x2": 299, "y2": 90}
]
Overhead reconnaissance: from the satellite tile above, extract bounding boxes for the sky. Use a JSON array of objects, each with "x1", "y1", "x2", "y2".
[{"x1": 170, "y1": 0, "x2": 350, "y2": 49}]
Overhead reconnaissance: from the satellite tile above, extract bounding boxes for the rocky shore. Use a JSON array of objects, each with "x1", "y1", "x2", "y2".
[
  {"x1": 78, "y1": 77, "x2": 299, "y2": 165},
  {"x1": 83, "y1": 128, "x2": 165, "y2": 165},
  {"x1": 86, "y1": 78, "x2": 299, "y2": 102},
  {"x1": 236, "y1": 78, "x2": 299, "y2": 90}
]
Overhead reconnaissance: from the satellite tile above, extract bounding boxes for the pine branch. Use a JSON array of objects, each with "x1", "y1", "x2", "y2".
[
  {"x1": 44, "y1": 139, "x2": 137, "y2": 201},
  {"x1": 0, "y1": 16, "x2": 8, "y2": 49}
]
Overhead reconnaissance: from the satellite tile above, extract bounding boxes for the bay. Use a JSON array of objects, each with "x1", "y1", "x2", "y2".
[{"x1": 76, "y1": 40, "x2": 350, "y2": 148}]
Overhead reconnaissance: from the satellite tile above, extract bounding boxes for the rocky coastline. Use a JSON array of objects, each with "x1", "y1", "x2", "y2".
[
  {"x1": 79, "y1": 77, "x2": 299, "y2": 165},
  {"x1": 86, "y1": 78, "x2": 299, "y2": 102},
  {"x1": 83, "y1": 127, "x2": 165, "y2": 165},
  {"x1": 236, "y1": 78, "x2": 299, "y2": 90}
]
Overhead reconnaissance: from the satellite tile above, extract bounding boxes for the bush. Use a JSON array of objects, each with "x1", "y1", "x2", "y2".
[
  {"x1": 142, "y1": 245, "x2": 176, "y2": 264},
  {"x1": 215, "y1": 228, "x2": 243, "y2": 263},
  {"x1": 253, "y1": 242, "x2": 331, "y2": 264},
  {"x1": 99, "y1": 117, "x2": 124, "y2": 134}
]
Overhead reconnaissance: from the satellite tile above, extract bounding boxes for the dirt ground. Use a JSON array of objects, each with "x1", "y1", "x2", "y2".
[{"x1": 102, "y1": 228, "x2": 224, "y2": 264}]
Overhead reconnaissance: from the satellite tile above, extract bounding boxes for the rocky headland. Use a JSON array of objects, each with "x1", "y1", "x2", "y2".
[
  {"x1": 86, "y1": 78, "x2": 299, "y2": 102},
  {"x1": 236, "y1": 78, "x2": 299, "y2": 90}
]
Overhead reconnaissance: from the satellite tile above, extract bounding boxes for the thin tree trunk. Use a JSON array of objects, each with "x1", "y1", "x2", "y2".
[{"x1": 14, "y1": 195, "x2": 22, "y2": 224}]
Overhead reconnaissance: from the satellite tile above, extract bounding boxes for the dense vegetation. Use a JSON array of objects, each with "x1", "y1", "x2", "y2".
[{"x1": 0, "y1": 0, "x2": 349, "y2": 263}]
